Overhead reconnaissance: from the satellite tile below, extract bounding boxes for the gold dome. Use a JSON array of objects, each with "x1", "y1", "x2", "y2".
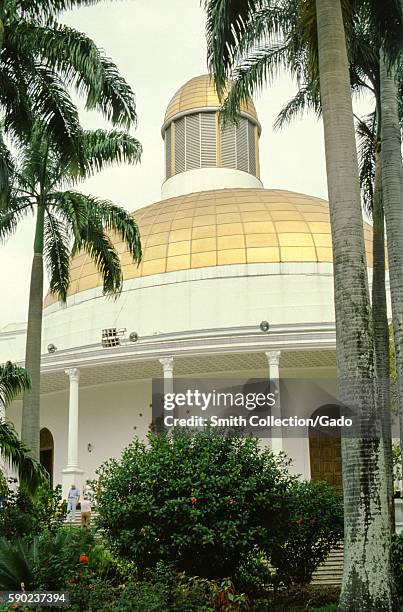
[
  {"x1": 164, "y1": 74, "x2": 259, "y2": 126},
  {"x1": 44, "y1": 189, "x2": 374, "y2": 308}
]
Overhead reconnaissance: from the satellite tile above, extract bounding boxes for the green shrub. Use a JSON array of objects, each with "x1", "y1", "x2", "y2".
[
  {"x1": 114, "y1": 565, "x2": 250, "y2": 612},
  {"x1": 0, "y1": 488, "x2": 35, "y2": 540},
  {"x1": 392, "y1": 531, "x2": 403, "y2": 598},
  {"x1": 253, "y1": 585, "x2": 340, "y2": 611},
  {"x1": 112, "y1": 580, "x2": 171, "y2": 612},
  {"x1": 67, "y1": 574, "x2": 120, "y2": 612},
  {"x1": 32, "y1": 483, "x2": 67, "y2": 532},
  {"x1": 96, "y1": 430, "x2": 294, "y2": 578},
  {"x1": 269, "y1": 480, "x2": 343, "y2": 586},
  {"x1": 0, "y1": 483, "x2": 66, "y2": 541},
  {"x1": 234, "y1": 550, "x2": 274, "y2": 595}
]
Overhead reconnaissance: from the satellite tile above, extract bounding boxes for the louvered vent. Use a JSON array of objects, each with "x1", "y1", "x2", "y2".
[
  {"x1": 185, "y1": 114, "x2": 201, "y2": 170},
  {"x1": 220, "y1": 117, "x2": 257, "y2": 175},
  {"x1": 175, "y1": 117, "x2": 185, "y2": 174},
  {"x1": 165, "y1": 125, "x2": 171, "y2": 179},
  {"x1": 170, "y1": 111, "x2": 258, "y2": 177},
  {"x1": 236, "y1": 118, "x2": 248, "y2": 172},
  {"x1": 221, "y1": 122, "x2": 236, "y2": 168},
  {"x1": 248, "y1": 122, "x2": 256, "y2": 175},
  {"x1": 201, "y1": 113, "x2": 216, "y2": 167}
]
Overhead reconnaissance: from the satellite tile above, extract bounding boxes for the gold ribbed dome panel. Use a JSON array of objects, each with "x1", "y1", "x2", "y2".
[
  {"x1": 164, "y1": 74, "x2": 258, "y2": 124},
  {"x1": 44, "y1": 189, "x2": 374, "y2": 307}
]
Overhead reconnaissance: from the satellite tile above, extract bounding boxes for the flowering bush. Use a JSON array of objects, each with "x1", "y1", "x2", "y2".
[{"x1": 96, "y1": 430, "x2": 294, "y2": 578}]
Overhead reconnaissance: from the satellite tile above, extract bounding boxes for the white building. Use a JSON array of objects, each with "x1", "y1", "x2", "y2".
[{"x1": 1, "y1": 75, "x2": 378, "y2": 497}]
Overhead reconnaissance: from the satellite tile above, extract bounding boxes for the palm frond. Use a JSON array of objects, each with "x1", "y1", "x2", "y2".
[
  {"x1": 0, "y1": 362, "x2": 31, "y2": 407},
  {"x1": 74, "y1": 194, "x2": 142, "y2": 262},
  {"x1": 205, "y1": 0, "x2": 267, "y2": 97},
  {"x1": 79, "y1": 129, "x2": 142, "y2": 178},
  {"x1": 0, "y1": 57, "x2": 33, "y2": 139},
  {"x1": 0, "y1": 197, "x2": 34, "y2": 243},
  {"x1": 363, "y1": 0, "x2": 403, "y2": 65},
  {"x1": 93, "y1": 55, "x2": 138, "y2": 128},
  {"x1": 46, "y1": 190, "x2": 87, "y2": 238},
  {"x1": 14, "y1": 124, "x2": 52, "y2": 195},
  {"x1": 0, "y1": 131, "x2": 14, "y2": 204},
  {"x1": 10, "y1": 18, "x2": 138, "y2": 130},
  {"x1": 43, "y1": 211, "x2": 71, "y2": 302},
  {"x1": 0, "y1": 538, "x2": 36, "y2": 590},
  {"x1": 0, "y1": 421, "x2": 48, "y2": 493},
  {"x1": 9, "y1": 21, "x2": 104, "y2": 103},
  {"x1": 74, "y1": 213, "x2": 123, "y2": 298},
  {"x1": 26, "y1": 64, "x2": 83, "y2": 165},
  {"x1": 356, "y1": 113, "x2": 377, "y2": 215},
  {"x1": 16, "y1": 0, "x2": 105, "y2": 20},
  {"x1": 274, "y1": 82, "x2": 321, "y2": 129},
  {"x1": 220, "y1": 43, "x2": 289, "y2": 122}
]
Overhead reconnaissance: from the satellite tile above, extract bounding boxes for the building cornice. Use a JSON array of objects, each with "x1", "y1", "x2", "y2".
[{"x1": 31, "y1": 322, "x2": 336, "y2": 374}]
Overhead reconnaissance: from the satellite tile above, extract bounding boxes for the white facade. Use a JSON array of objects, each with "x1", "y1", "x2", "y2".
[{"x1": 1, "y1": 75, "x2": 379, "y2": 497}]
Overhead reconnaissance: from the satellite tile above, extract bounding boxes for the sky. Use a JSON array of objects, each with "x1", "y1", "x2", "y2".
[{"x1": 0, "y1": 0, "x2": 374, "y2": 325}]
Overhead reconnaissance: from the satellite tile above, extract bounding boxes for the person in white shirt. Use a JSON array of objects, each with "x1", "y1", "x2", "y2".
[
  {"x1": 67, "y1": 485, "x2": 80, "y2": 522},
  {"x1": 80, "y1": 496, "x2": 91, "y2": 528}
]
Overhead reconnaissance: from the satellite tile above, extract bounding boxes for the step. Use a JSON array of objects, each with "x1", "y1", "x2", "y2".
[{"x1": 311, "y1": 545, "x2": 344, "y2": 586}]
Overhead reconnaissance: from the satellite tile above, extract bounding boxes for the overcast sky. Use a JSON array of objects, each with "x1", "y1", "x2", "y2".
[{"x1": 0, "y1": 0, "x2": 373, "y2": 326}]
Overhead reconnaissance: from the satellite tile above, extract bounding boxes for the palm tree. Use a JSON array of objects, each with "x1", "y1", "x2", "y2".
[
  {"x1": 380, "y1": 51, "x2": 403, "y2": 494},
  {"x1": 0, "y1": 0, "x2": 137, "y2": 197},
  {"x1": 356, "y1": 113, "x2": 395, "y2": 526},
  {"x1": 0, "y1": 125, "x2": 142, "y2": 459},
  {"x1": 275, "y1": 9, "x2": 398, "y2": 525},
  {"x1": 204, "y1": 1, "x2": 401, "y2": 607},
  {"x1": 0, "y1": 361, "x2": 47, "y2": 491}
]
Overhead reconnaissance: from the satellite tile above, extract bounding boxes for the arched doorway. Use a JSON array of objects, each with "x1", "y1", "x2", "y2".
[
  {"x1": 309, "y1": 405, "x2": 342, "y2": 487},
  {"x1": 40, "y1": 428, "x2": 54, "y2": 487}
]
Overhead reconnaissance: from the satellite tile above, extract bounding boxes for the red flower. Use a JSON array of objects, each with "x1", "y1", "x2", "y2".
[
  {"x1": 191, "y1": 496, "x2": 198, "y2": 504},
  {"x1": 68, "y1": 578, "x2": 76, "y2": 584},
  {"x1": 79, "y1": 554, "x2": 89, "y2": 564}
]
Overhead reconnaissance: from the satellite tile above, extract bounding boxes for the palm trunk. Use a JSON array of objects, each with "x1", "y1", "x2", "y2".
[
  {"x1": 372, "y1": 145, "x2": 394, "y2": 528},
  {"x1": 380, "y1": 50, "x2": 403, "y2": 490},
  {"x1": 21, "y1": 204, "x2": 45, "y2": 460},
  {"x1": 316, "y1": 1, "x2": 392, "y2": 609}
]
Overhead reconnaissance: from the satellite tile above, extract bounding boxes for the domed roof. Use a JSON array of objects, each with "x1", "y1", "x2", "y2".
[
  {"x1": 44, "y1": 189, "x2": 374, "y2": 308},
  {"x1": 164, "y1": 74, "x2": 258, "y2": 125}
]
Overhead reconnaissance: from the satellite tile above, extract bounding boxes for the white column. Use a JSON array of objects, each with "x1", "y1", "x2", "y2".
[
  {"x1": 62, "y1": 368, "x2": 84, "y2": 498},
  {"x1": 159, "y1": 356, "x2": 174, "y2": 396},
  {"x1": 265, "y1": 350, "x2": 283, "y2": 453}
]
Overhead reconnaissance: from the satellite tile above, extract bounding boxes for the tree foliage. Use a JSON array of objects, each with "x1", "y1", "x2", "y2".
[
  {"x1": 0, "y1": 0, "x2": 138, "y2": 180},
  {"x1": 0, "y1": 124, "x2": 142, "y2": 301},
  {"x1": 96, "y1": 430, "x2": 343, "y2": 584}
]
